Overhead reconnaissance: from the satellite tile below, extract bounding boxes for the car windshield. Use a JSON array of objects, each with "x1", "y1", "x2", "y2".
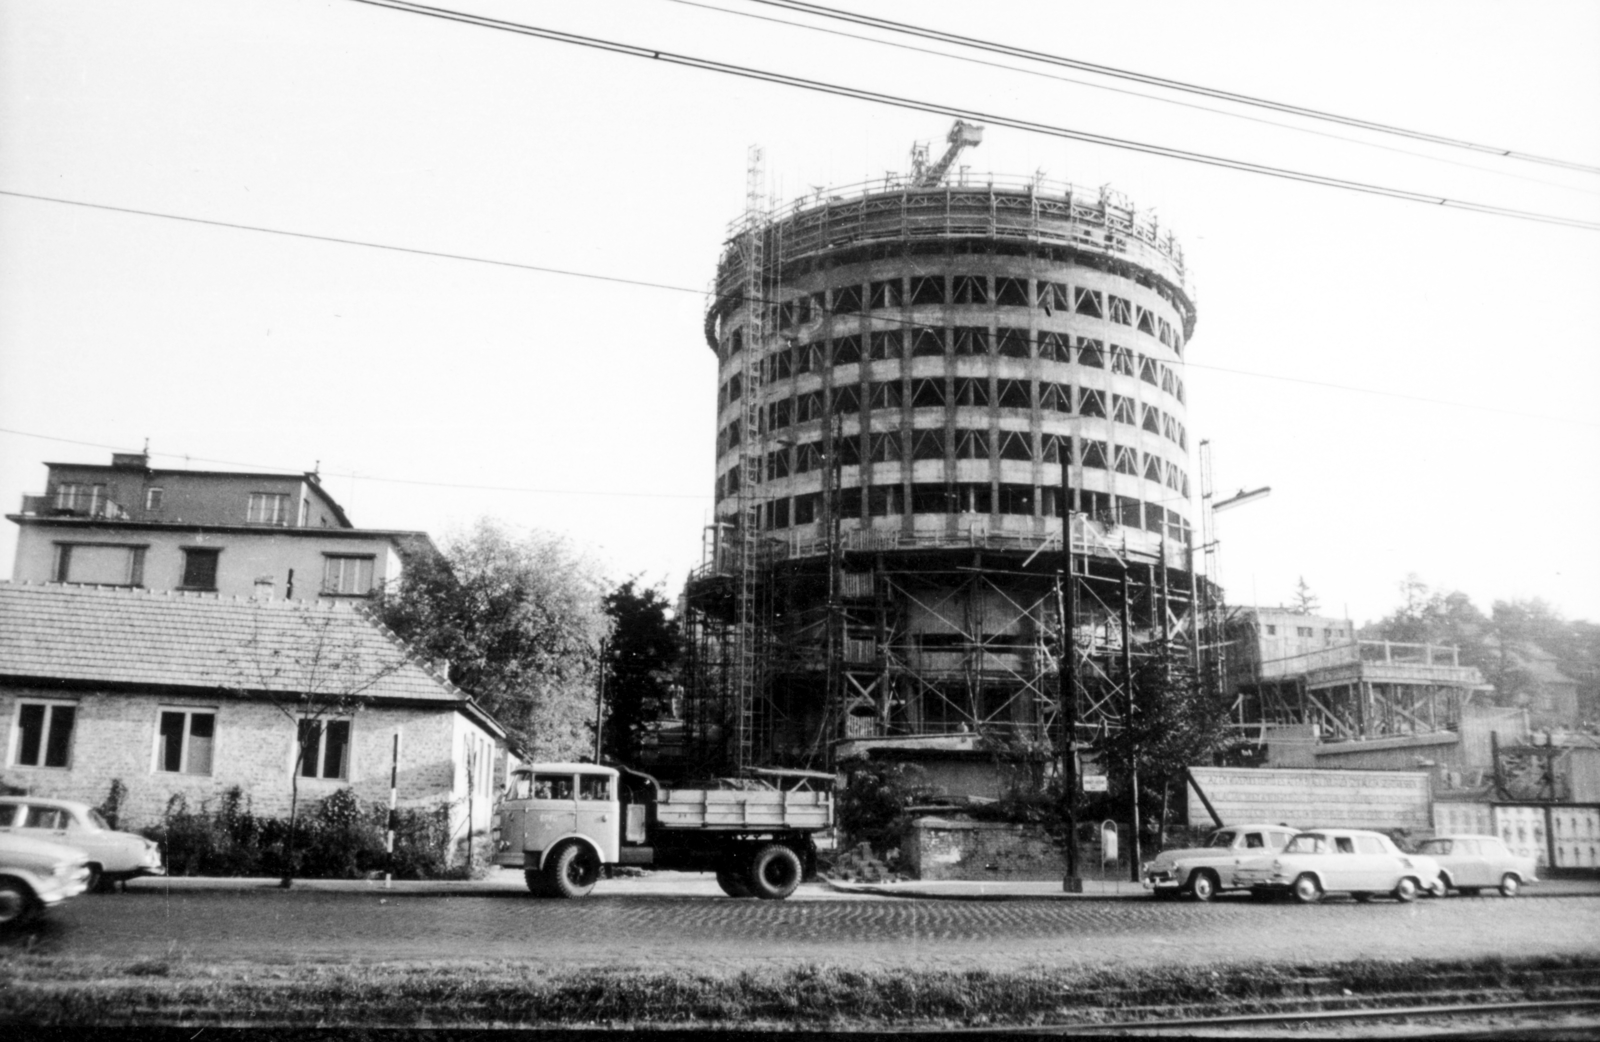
[
  {"x1": 1417, "y1": 839, "x2": 1452, "y2": 855},
  {"x1": 86, "y1": 809, "x2": 111, "y2": 831},
  {"x1": 1207, "y1": 831, "x2": 1237, "y2": 848},
  {"x1": 1283, "y1": 834, "x2": 1326, "y2": 854}
]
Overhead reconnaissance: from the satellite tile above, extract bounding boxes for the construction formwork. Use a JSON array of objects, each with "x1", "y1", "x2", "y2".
[{"x1": 678, "y1": 161, "x2": 1206, "y2": 779}]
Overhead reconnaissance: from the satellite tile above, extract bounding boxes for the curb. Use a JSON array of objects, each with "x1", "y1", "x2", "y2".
[{"x1": 821, "y1": 878, "x2": 1143, "y2": 901}]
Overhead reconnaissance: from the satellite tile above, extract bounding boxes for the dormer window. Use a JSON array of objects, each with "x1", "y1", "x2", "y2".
[
  {"x1": 247, "y1": 492, "x2": 291, "y2": 525},
  {"x1": 145, "y1": 488, "x2": 164, "y2": 512}
]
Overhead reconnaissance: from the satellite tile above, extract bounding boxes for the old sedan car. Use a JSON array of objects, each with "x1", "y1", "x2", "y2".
[
  {"x1": 1141, "y1": 823, "x2": 1300, "y2": 901},
  {"x1": 1415, "y1": 834, "x2": 1538, "y2": 897},
  {"x1": 0, "y1": 832, "x2": 91, "y2": 928},
  {"x1": 0, "y1": 797, "x2": 164, "y2": 891},
  {"x1": 1230, "y1": 828, "x2": 1442, "y2": 904}
]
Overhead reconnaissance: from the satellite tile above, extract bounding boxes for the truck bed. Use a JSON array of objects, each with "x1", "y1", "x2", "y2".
[{"x1": 655, "y1": 788, "x2": 832, "y2": 831}]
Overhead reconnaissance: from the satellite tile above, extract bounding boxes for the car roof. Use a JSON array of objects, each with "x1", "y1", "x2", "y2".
[
  {"x1": 1217, "y1": 823, "x2": 1298, "y2": 830},
  {"x1": 0, "y1": 795, "x2": 92, "y2": 813},
  {"x1": 1297, "y1": 828, "x2": 1387, "y2": 837},
  {"x1": 1428, "y1": 834, "x2": 1502, "y2": 841}
]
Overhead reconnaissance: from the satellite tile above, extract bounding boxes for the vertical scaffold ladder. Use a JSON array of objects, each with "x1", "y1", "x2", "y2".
[{"x1": 733, "y1": 146, "x2": 768, "y2": 773}]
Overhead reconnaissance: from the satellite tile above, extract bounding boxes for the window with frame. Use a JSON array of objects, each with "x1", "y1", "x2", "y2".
[
  {"x1": 911, "y1": 327, "x2": 946, "y2": 357},
  {"x1": 11, "y1": 701, "x2": 77, "y2": 768},
  {"x1": 323, "y1": 555, "x2": 376, "y2": 595},
  {"x1": 993, "y1": 277, "x2": 1029, "y2": 307},
  {"x1": 145, "y1": 487, "x2": 165, "y2": 512},
  {"x1": 869, "y1": 330, "x2": 902, "y2": 360},
  {"x1": 831, "y1": 284, "x2": 863, "y2": 314},
  {"x1": 157, "y1": 709, "x2": 215, "y2": 775},
  {"x1": 298, "y1": 719, "x2": 351, "y2": 780},
  {"x1": 1076, "y1": 338, "x2": 1104, "y2": 368},
  {"x1": 951, "y1": 275, "x2": 987, "y2": 305},
  {"x1": 1037, "y1": 332, "x2": 1069, "y2": 363},
  {"x1": 247, "y1": 492, "x2": 291, "y2": 524},
  {"x1": 910, "y1": 276, "x2": 945, "y2": 306},
  {"x1": 833, "y1": 335, "x2": 862, "y2": 366},
  {"x1": 869, "y1": 279, "x2": 903, "y2": 309},
  {"x1": 51, "y1": 543, "x2": 146, "y2": 586},
  {"x1": 180, "y1": 548, "x2": 220, "y2": 590},
  {"x1": 53, "y1": 483, "x2": 106, "y2": 513},
  {"x1": 952, "y1": 326, "x2": 987, "y2": 356}
]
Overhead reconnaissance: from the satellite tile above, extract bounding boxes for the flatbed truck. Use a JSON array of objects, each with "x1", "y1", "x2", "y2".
[{"x1": 491, "y1": 762, "x2": 833, "y2": 900}]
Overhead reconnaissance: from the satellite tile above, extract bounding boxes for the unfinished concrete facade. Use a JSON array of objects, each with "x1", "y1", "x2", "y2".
[{"x1": 680, "y1": 153, "x2": 1204, "y2": 781}]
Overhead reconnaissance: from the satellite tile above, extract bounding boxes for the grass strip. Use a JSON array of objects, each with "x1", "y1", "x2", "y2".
[{"x1": 3, "y1": 952, "x2": 1597, "y2": 1029}]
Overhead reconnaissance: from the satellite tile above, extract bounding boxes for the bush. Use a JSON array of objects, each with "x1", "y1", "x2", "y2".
[
  {"x1": 835, "y1": 761, "x2": 936, "y2": 857},
  {"x1": 141, "y1": 788, "x2": 463, "y2": 880}
]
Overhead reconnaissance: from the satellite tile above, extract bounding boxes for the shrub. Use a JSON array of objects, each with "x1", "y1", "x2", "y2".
[
  {"x1": 835, "y1": 760, "x2": 936, "y2": 857},
  {"x1": 141, "y1": 788, "x2": 461, "y2": 880}
]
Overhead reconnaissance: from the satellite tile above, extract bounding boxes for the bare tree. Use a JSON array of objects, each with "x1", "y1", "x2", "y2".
[
  {"x1": 229, "y1": 601, "x2": 405, "y2": 888},
  {"x1": 1291, "y1": 576, "x2": 1320, "y2": 616}
]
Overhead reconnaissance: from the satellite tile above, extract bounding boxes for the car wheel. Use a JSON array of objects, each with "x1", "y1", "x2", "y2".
[
  {"x1": 748, "y1": 844, "x2": 804, "y2": 900},
  {"x1": 1499, "y1": 874, "x2": 1521, "y2": 898},
  {"x1": 1425, "y1": 878, "x2": 1448, "y2": 899},
  {"x1": 84, "y1": 863, "x2": 104, "y2": 894},
  {"x1": 1291, "y1": 874, "x2": 1323, "y2": 904},
  {"x1": 1188, "y1": 870, "x2": 1219, "y2": 903},
  {"x1": 1393, "y1": 877, "x2": 1418, "y2": 903},
  {"x1": 546, "y1": 844, "x2": 600, "y2": 899},
  {"x1": 716, "y1": 867, "x2": 754, "y2": 898},
  {"x1": 1433, "y1": 872, "x2": 1454, "y2": 897},
  {"x1": 0, "y1": 879, "x2": 37, "y2": 928},
  {"x1": 1352, "y1": 892, "x2": 1374, "y2": 903}
]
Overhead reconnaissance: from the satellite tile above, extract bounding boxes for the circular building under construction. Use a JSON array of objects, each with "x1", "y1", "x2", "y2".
[{"x1": 680, "y1": 126, "x2": 1206, "y2": 783}]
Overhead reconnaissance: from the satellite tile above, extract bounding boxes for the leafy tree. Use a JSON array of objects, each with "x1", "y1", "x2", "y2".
[
  {"x1": 229, "y1": 601, "x2": 405, "y2": 887},
  {"x1": 1089, "y1": 641, "x2": 1235, "y2": 843},
  {"x1": 1290, "y1": 576, "x2": 1320, "y2": 615},
  {"x1": 600, "y1": 579, "x2": 681, "y2": 766},
  {"x1": 376, "y1": 518, "x2": 607, "y2": 760}
]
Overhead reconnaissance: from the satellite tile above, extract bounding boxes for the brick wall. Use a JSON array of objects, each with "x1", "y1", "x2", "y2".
[
  {"x1": 1, "y1": 683, "x2": 488, "y2": 829},
  {"x1": 902, "y1": 816, "x2": 1062, "y2": 881}
]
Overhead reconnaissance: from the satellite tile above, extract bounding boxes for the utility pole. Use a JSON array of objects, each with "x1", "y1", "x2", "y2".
[
  {"x1": 1057, "y1": 454, "x2": 1081, "y2": 892},
  {"x1": 594, "y1": 638, "x2": 608, "y2": 763},
  {"x1": 1121, "y1": 565, "x2": 1142, "y2": 882}
]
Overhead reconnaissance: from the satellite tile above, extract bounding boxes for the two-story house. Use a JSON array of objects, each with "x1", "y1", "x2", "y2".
[{"x1": 8, "y1": 452, "x2": 430, "y2": 600}]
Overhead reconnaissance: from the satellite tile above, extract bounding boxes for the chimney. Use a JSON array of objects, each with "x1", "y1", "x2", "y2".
[
  {"x1": 111, "y1": 452, "x2": 149, "y2": 470},
  {"x1": 252, "y1": 577, "x2": 275, "y2": 601}
]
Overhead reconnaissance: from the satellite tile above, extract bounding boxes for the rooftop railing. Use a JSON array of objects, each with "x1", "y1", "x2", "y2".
[{"x1": 18, "y1": 492, "x2": 129, "y2": 521}]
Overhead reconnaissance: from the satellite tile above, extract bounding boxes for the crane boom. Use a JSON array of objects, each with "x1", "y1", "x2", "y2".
[{"x1": 912, "y1": 120, "x2": 984, "y2": 189}]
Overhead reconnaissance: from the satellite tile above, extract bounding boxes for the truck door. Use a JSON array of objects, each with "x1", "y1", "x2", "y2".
[
  {"x1": 524, "y1": 772, "x2": 578, "y2": 862},
  {"x1": 576, "y1": 773, "x2": 620, "y2": 863}
]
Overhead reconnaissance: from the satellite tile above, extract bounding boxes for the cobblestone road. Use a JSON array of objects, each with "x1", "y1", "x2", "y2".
[{"x1": 22, "y1": 885, "x2": 1600, "y2": 973}]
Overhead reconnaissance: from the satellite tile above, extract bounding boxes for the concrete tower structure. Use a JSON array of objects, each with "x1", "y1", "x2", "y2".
[{"x1": 681, "y1": 131, "x2": 1204, "y2": 783}]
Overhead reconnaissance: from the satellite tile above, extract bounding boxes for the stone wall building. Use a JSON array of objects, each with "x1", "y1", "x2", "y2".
[{"x1": 0, "y1": 583, "x2": 505, "y2": 848}]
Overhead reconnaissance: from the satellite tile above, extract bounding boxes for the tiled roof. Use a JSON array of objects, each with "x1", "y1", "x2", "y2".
[{"x1": 0, "y1": 582, "x2": 472, "y2": 711}]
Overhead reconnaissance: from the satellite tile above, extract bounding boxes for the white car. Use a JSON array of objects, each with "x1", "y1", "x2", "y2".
[
  {"x1": 0, "y1": 832, "x2": 91, "y2": 927},
  {"x1": 0, "y1": 797, "x2": 164, "y2": 891},
  {"x1": 1231, "y1": 828, "x2": 1443, "y2": 904},
  {"x1": 1415, "y1": 834, "x2": 1538, "y2": 897},
  {"x1": 1141, "y1": 823, "x2": 1300, "y2": 901}
]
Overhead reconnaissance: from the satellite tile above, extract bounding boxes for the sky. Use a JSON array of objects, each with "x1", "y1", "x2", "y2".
[{"x1": 2, "y1": 0, "x2": 1597, "y2": 625}]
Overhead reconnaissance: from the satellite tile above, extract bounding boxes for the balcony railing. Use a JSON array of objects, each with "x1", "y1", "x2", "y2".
[{"x1": 19, "y1": 493, "x2": 129, "y2": 521}]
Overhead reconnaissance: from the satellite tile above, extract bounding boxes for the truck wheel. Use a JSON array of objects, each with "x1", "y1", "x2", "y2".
[
  {"x1": 546, "y1": 844, "x2": 600, "y2": 899},
  {"x1": 1187, "y1": 870, "x2": 1219, "y2": 903},
  {"x1": 715, "y1": 869, "x2": 754, "y2": 898},
  {"x1": 748, "y1": 844, "x2": 803, "y2": 900}
]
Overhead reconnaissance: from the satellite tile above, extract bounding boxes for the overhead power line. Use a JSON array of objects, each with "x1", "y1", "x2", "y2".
[
  {"x1": 669, "y1": 0, "x2": 1600, "y2": 199},
  {"x1": 3, "y1": 187, "x2": 1595, "y2": 430},
  {"x1": 342, "y1": 0, "x2": 1600, "y2": 232},
  {"x1": 746, "y1": 0, "x2": 1600, "y2": 177}
]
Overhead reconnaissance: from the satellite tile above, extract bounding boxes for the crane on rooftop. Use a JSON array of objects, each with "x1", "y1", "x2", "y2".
[{"x1": 909, "y1": 120, "x2": 985, "y2": 188}]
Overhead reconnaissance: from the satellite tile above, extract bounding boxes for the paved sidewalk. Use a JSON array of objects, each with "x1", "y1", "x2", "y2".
[{"x1": 125, "y1": 868, "x2": 1600, "y2": 901}]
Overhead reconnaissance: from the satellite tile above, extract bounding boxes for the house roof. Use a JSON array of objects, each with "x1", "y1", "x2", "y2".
[{"x1": 0, "y1": 582, "x2": 503, "y2": 737}]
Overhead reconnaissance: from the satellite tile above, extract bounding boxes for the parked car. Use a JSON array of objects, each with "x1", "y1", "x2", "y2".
[
  {"x1": 1141, "y1": 823, "x2": 1301, "y2": 901},
  {"x1": 1414, "y1": 834, "x2": 1537, "y2": 897},
  {"x1": 0, "y1": 832, "x2": 91, "y2": 928},
  {"x1": 1231, "y1": 828, "x2": 1442, "y2": 904},
  {"x1": 0, "y1": 797, "x2": 164, "y2": 891}
]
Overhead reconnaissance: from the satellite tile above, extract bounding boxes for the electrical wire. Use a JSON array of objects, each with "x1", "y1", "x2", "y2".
[
  {"x1": 666, "y1": 0, "x2": 1600, "y2": 200},
  {"x1": 3, "y1": 186, "x2": 1595, "y2": 430},
  {"x1": 745, "y1": 0, "x2": 1600, "y2": 176},
  {"x1": 0, "y1": 426, "x2": 712, "y2": 501},
  {"x1": 339, "y1": 0, "x2": 1600, "y2": 231}
]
